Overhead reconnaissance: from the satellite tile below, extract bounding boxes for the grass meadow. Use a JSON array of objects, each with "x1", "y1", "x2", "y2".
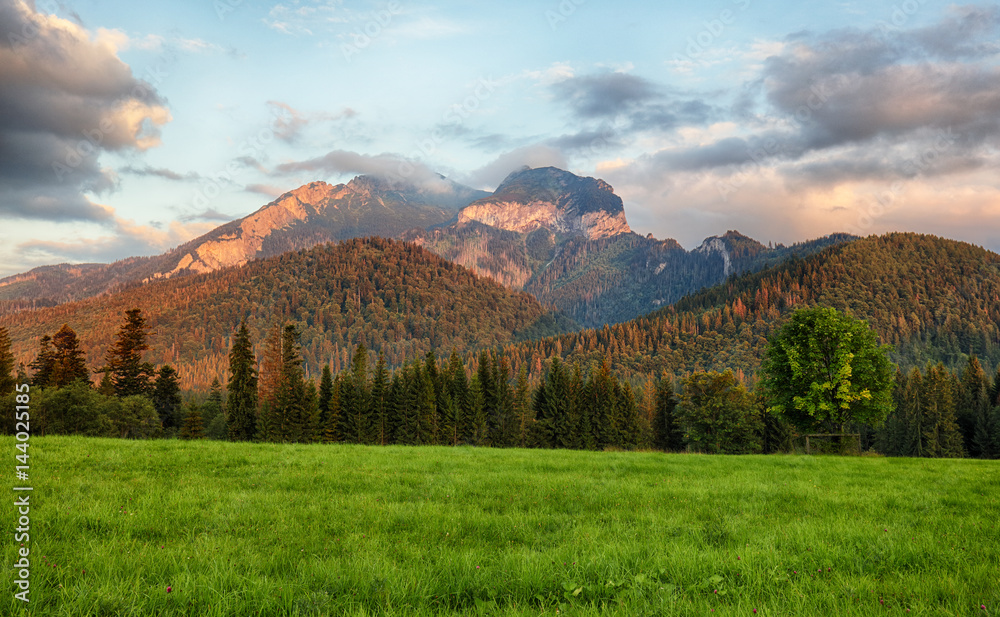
[{"x1": 3, "y1": 436, "x2": 998, "y2": 616}]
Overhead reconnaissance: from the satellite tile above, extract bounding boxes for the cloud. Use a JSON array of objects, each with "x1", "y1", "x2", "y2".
[
  {"x1": 19, "y1": 217, "x2": 218, "y2": 264},
  {"x1": 460, "y1": 145, "x2": 569, "y2": 189},
  {"x1": 273, "y1": 149, "x2": 445, "y2": 187},
  {"x1": 0, "y1": 0, "x2": 171, "y2": 222},
  {"x1": 264, "y1": 101, "x2": 356, "y2": 144},
  {"x1": 120, "y1": 165, "x2": 201, "y2": 181},
  {"x1": 244, "y1": 184, "x2": 286, "y2": 198}
]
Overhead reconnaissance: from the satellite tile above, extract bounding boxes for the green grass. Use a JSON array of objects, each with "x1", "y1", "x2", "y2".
[{"x1": 3, "y1": 437, "x2": 999, "y2": 616}]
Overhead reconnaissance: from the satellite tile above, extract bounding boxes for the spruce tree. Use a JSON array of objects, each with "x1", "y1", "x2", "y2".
[
  {"x1": 227, "y1": 322, "x2": 259, "y2": 441},
  {"x1": 0, "y1": 327, "x2": 15, "y2": 396},
  {"x1": 371, "y1": 353, "x2": 389, "y2": 445},
  {"x1": 180, "y1": 402, "x2": 205, "y2": 439},
  {"x1": 103, "y1": 309, "x2": 155, "y2": 398},
  {"x1": 920, "y1": 364, "x2": 964, "y2": 458},
  {"x1": 51, "y1": 324, "x2": 89, "y2": 387},
  {"x1": 958, "y1": 356, "x2": 991, "y2": 457},
  {"x1": 202, "y1": 378, "x2": 228, "y2": 440},
  {"x1": 258, "y1": 322, "x2": 283, "y2": 410},
  {"x1": 653, "y1": 376, "x2": 684, "y2": 451},
  {"x1": 323, "y1": 375, "x2": 342, "y2": 443},
  {"x1": 513, "y1": 363, "x2": 532, "y2": 448},
  {"x1": 152, "y1": 365, "x2": 183, "y2": 431},
  {"x1": 276, "y1": 324, "x2": 307, "y2": 442},
  {"x1": 29, "y1": 335, "x2": 56, "y2": 389},
  {"x1": 318, "y1": 364, "x2": 334, "y2": 430}
]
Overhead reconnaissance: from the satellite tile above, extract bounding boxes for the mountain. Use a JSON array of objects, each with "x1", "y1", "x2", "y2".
[
  {"x1": 498, "y1": 232, "x2": 1000, "y2": 383},
  {"x1": 457, "y1": 166, "x2": 631, "y2": 239},
  {"x1": 0, "y1": 237, "x2": 573, "y2": 390},
  {"x1": 0, "y1": 175, "x2": 487, "y2": 309},
  {"x1": 406, "y1": 166, "x2": 855, "y2": 327},
  {"x1": 0, "y1": 165, "x2": 853, "y2": 330}
]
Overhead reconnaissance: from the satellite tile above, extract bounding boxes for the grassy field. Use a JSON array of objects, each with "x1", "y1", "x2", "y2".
[{"x1": 3, "y1": 437, "x2": 998, "y2": 616}]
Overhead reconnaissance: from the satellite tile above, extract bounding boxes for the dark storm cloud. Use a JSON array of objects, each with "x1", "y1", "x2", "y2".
[{"x1": 0, "y1": 0, "x2": 171, "y2": 221}]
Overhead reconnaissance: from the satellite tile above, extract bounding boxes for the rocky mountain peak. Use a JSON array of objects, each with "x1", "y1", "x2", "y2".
[{"x1": 458, "y1": 166, "x2": 631, "y2": 240}]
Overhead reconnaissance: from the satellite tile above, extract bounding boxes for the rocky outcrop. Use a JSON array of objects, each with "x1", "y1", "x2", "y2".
[
  {"x1": 166, "y1": 182, "x2": 339, "y2": 276},
  {"x1": 457, "y1": 167, "x2": 632, "y2": 240},
  {"x1": 694, "y1": 236, "x2": 733, "y2": 277}
]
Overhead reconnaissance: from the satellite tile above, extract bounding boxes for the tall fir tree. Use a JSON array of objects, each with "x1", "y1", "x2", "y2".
[
  {"x1": 919, "y1": 363, "x2": 965, "y2": 458},
  {"x1": 275, "y1": 324, "x2": 307, "y2": 442},
  {"x1": 103, "y1": 309, "x2": 155, "y2": 398},
  {"x1": 180, "y1": 402, "x2": 205, "y2": 440},
  {"x1": 51, "y1": 324, "x2": 89, "y2": 387},
  {"x1": 513, "y1": 363, "x2": 532, "y2": 448},
  {"x1": 29, "y1": 335, "x2": 56, "y2": 389},
  {"x1": 152, "y1": 365, "x2": 183, "y2": 431},
  {"x1": 318, "y1": 364, "x2": 334, "y2": 430},
  {"x1": 258, "y1": 322, "x2": 283, "y2": 410},
  {"x1": 0, "y1": 327, "x2": 16, "y2": 396},
  {"x1": 957, "y1": 356, "x2": 992, "y2": 457},
  {"x1": 371, "y1": 353, "x2": 390, "y2": 445},
  {"x1": 227, "y1": 322, "x2": 259, "y2": 441},
  {"x1": 653, "y1": 375, "x2": 684, "y2": 451}
]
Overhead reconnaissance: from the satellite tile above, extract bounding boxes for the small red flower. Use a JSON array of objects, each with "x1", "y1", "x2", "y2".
[{"x1": 167, "y1": 586, "x2": 172, "y2": 593}]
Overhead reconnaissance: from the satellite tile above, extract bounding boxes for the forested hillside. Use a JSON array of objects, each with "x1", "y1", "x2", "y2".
[
  {"x1": 499, "y1": 233, "x2": 1000, "y2": 383},
  {"x1": 1, "y1": 238, "x2": 573, "y2": 389}
]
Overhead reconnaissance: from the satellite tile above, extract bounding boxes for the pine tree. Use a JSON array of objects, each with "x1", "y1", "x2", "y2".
[
  {"x1": 180, "y1": 402, "x2": 205, "y2": 439},
  {"x1": 371, "y1": 353, "x2": 389, "y2": 445},
  {"x1": 464, "y1": 374, "x2": 487, "y2": 445},
  {"x1": 323, "y1": 375, "x2": 342, "y2": 443},
  {"x1": 920, "y1": 363, "x2": 964, "y2": 458},
  {"x1": 202, "y1": 378, "x2": 227, "y2": 440},
  {"x1": 103, "y1": 309, "x2": 155, "y2": 398},
  {"x1": 29, "y1": 335, "x2": 56, "y2": 389},
  {"x1": 653, "y1": 376, "x2": 684, "y2": 451},
  {"x1": 276, "y1": 324, "x2": 307, "y2": 442},
  {"x1": 0, "y1": 327, "x2": 15, "y2": 396},
  {"x1": 513, "y1": 363, "x2": 531, "y2": 448},
  {"x1": 318, "y1": 364, "x2": 334, "y2": 430},
  {"x1": 227, "y1": 322, "x2": 259, "y2": 441},
  {"x1": 958, "y1": 356, "x2": 991, "y2": 457},
  {"x1": 494, "y1": 355, "x2": 516, "y2": 447},
  {"x1": 152, "y1": 365, "x2": 183, "y2": 431},
  {"x1": 51, "y1": 324, "x2": 89, "y2": 387},
  {"x1": 303, "y1": 380, "x2": 320, "y2": 442},
  {"x1": 258, "y1": 322, "x2": 283, "y2": 409}
]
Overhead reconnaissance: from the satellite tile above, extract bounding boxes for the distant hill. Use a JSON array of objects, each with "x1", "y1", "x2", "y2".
[
  {"x1": 499, "y1": 233, "x2": 1000, "y2": 382},
  {"x1": 0, "y1": 165, "x2": 854, "y2": 330},
  {"x1": 0, "y1": 176, "x2": 487, "y2": 309},
  {"x1": 0, "y1": 238, "x2": 575, "y2": 389}
]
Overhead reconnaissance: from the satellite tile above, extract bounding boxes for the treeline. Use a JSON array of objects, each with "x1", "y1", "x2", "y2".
[
  {"x1": 499, "y1": 233, "x2": 1000, "y2": 383},
  {"x1": 0, "y1": 238, "x2": 571, "y2": 391}
]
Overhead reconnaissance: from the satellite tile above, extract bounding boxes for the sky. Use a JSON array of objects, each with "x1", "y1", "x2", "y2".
[{"x1": 1, "y1": 0, "x2": 999, "y2": 278}]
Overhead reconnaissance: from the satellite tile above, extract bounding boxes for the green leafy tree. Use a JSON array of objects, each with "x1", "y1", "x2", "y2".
[
  {"x1": 103, "y1": 309, "x2": 155, "y2": 398},
  {"x1": 152, "y1": 365, "x2": 183, "y2": 432},
  {"x1": 678, "y1": 370, "x2": 762, "y2": 454},
  {"x1": 227, "y1": 322, "x2": 259, "y2": 441},
  {"x1": 760, "y1": 306, "x2": 895, "y2": 433}
]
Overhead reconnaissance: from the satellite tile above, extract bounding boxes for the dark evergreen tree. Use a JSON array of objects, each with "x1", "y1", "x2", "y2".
[
  {"x1": 258, "y1": 322, "x2": 283, "y2": 409},
  {"x1": 920, "y1": 363, "x2": 965, "y2": 458},
  {"x1": 0, "y1": 327, "x2": 15, "y2": 396},
  {"x1": 323, "y1": 375, "x2": 342, "y2": 443},
  {"x1": 318, "y1": 364, "x2": 334, "y2": 430},
  {"x1": 513, "y1": 363, "x2": 532, "y2": 448},
  {"x1": 371, "y1": 353, "x2": 390, "y2": 445},
  {"x1": 653, "y1": 376, "x2": 684, "y2": 451},
  {"x1": 51, "y1": 324, "x2": 89, "y2": 387},
  {"x1": 152, "y1": 365, "x2": 183, "y2": 431},
  {"x1": 957, "y1": 356, "x2": 992, "y2": 457},
  {"x1": 29, "y1": 335, "x2": 56, "y2": 389},
  {"x1": 677, "y1": 370, "x2": 762, "y2": 454},
  {"x1": 464, "y1": 374, "x2": 487, "y2": 445},
  {"x1": 180, "y1": 402, "x2": 205, "y2": 440},
  {"x1": 202, "y1": 378, "x2": 228, "y2": 440},
  {"x1": 227, "y1": 321, "x2": 258, "y2": 441},
  {"x1": 275, "y1": 324, "x2": 307, "y2": 442},
  {"x1": 103, "y1": 309, "x2": 155, "y2": 398}
]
